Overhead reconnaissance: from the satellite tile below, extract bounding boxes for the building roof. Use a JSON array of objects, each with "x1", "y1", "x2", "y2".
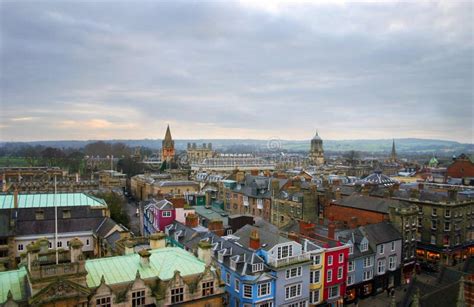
[
  {"x1": 361, "y1": 171, "x2": 398, "y2": 186},
  {"x1": 233, "y1": 224, "x2": 291, "y2": 251},
  {"x1": 0, "y1": 266, "x2": 27, "y2": 304},
  {"x1": 332, "y1": 194, "x2": 406, "y2": 214},
  {"x1": 85, "y1": 247, "x2": 207, "y2": 287},
  {"x1": 157, "y1": 181, "x2": 198, "y2": 187},
  {"x1": 361, "y1": 221, "x2": 402, "y2": 245},
  {"x1": 0, "y1": 193, "x2": 107, "y2": 210},
  {"x1": 312, "y1": 131, "x2": 322, "y2": 141},
  {"x1": 193, "y1": 205, "x2": 229, "y2": 226}
]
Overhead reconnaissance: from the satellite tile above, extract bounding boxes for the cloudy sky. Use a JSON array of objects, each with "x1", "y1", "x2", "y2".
[{"x1": 1, "y1": 0, "x2": 473, "y2": 142}]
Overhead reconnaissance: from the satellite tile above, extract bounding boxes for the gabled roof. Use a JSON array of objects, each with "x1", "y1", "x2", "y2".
[
  {"x1": 332, "y1": 194, "x2": 407, "y2": 214},
  {"x1": 0, "y1": 193, "x2": 107, "y2": 210},
  {"x1": 144, "y1": 199, "x2": 174, "y2": 211},
  {"x1": 361, "y1": 221, "x2": 402, "y2": 245},
  {"x1": 233, "y1": 224, "x2": 291, "y2": 251}
]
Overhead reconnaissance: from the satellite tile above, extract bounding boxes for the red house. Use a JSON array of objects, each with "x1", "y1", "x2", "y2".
[
  {"x1": 144, "y1": 199, "x2": 176, "y2": 234},
  {"x1": 446, "y1": 154, "x2": 474, "y2": 179}
]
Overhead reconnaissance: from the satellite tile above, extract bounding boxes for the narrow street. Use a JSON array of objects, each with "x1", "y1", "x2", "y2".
[{"x1": 124, "y1": 197, "x2": 141, "y2": 236}]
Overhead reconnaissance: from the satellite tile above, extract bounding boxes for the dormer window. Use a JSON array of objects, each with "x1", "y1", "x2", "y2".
[
  {"x1": 277, "y1": 245, "x2": 293, "y2": 259},
  {"x1": 62, "y1": 209, "x2": 71, "y2": 219},
  {"x1": 162, "y1": 211, "x2": 172, "y2": 218},
  {"x1": 218, "y1": 252, "x2": 224, "y2": 263},
  {"x1": 252, "y1": 263, "x2": 264, "y2": 272},
  {"x1": 360, "y1": 241, "x2": 368, "y2": 252},
  {"x1": 230, "y1": 259, "x2": 237, "y2": 271}
]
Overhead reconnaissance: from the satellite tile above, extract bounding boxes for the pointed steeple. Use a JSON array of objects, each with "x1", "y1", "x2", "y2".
[
  {"x1": 391, "y1": 139, "x2": 397, "y2": 162},
  {"x1": 164, "y1": 124, "x2": 172, "y2": 142}
]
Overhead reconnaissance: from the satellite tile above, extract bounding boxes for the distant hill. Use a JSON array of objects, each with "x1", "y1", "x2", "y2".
[{"x1": 1, "y1": 138, "x2": 472, "y2": 155}]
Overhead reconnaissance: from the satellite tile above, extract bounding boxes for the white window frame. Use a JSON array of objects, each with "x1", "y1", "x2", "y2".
[
  {"x1": 338, "y1": 253, "x2": 344, "y2": 263},
  {"x1": 18, "y1": 244, "x2": 24, "y2": 251},
  {"x1": 225, "y1": 272, "x2": 230, "y2": 285},
  {"x1": 162, "y1": 210, "x2": 172, "y2": 217},
  {"x1": 311, "y1": 254, "x2": 321, "y2": 265},
  {"x1": 310, "y1": 289, "x2": 320, "y2": 304},
  {"x1": 253, "y1": 263, "x2": 264, "y2": 273},
  {"x1": 328, "y1": 255, "x2": 333, "y2": 265},
  {"x1": 310, "y1": 270, "x2": 321, "y2": 284},
  {"x1": 378, "y1": 244, "x2": 384, "y2": 254},
  {"x1": 243, "y1": 284, "x2": 252, "y2": 298},
  {"x1": 389, "y1": 256, "x2": 396, "y2": 270},
  {"x1": 391, "y1": 241, "x2": 395, "y2": 251},
  {"x1": 284, "y1": 283, "x2": 302, "y2": 300},
  {"x1": 337, "y1": 267, "x2": 343, "y2": 280},
  {"x1": 377, "y1": 259, "x2": 386, "y2": 275},
  {"x1": 257, "y1": 282, "x2": 271, "y2": 297},
  {"x1": 348, "y1": 261, "x2": 355, "y2": 272},
  {"x1": 328, "y1": 285, "x2": 339, "y2": 299},
  {"x1": 363, "y1": 270, "x2": 373, "y2": 281},
  {"x1": 347, "y1": 274, "x2": 354, "y2": 285},
  {"x1": 285, "y1": 266, "x2": 302, "y2": 279},
  {"x1": 327, "y1": 269, "x2": 332, "y2": 282},
  {"x1": 235, "y1": 279, "x2": 240, "y2": 293}
]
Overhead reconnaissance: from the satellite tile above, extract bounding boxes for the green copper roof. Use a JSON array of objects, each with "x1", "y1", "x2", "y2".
[
  {"x1": 0, "y1": 267, "x2": 27, "y2": 304},
  {"x1": 0, "y1": 193, "x2": 107, "y2": 210},
  {"x1": 85, "y1": 247, "x2": 207, "y2": 288}
]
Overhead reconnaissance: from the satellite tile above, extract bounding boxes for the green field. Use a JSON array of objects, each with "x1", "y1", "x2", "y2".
[{"x1": 0, "y1": 157, "x2": 32, "y2": 167}]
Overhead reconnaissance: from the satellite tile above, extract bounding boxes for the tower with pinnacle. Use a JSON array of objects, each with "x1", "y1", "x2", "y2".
[
  {"x1": 161, "y1": 125, "x2": 175, "y2": 162},
  {"x1": 309, "y1": 130, "x2": 325, "y2": 165},
  {"x1": 390, "y1": 139, "x2": 397, "y2": 162}
]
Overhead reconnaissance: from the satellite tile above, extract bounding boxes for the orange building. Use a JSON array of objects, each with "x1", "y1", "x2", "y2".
[{"x1": 161, "y1": 125, "x2": 175, "y2": 162}]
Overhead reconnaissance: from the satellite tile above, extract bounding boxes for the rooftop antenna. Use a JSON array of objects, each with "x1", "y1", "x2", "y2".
[{"x1": 54, "y1": 175, "x2": 59, "y2": 265}]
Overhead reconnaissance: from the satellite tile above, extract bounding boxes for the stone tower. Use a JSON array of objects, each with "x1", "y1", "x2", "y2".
[
  {"x1": 161, "y1": 125, "x2": 175, "y2": 162},
  {"x1": 309, "y1": 131, "x2": 324, "y2": 165},
  {"x1": 390, "y1": 139, "x2": 397, "y2": 162}
]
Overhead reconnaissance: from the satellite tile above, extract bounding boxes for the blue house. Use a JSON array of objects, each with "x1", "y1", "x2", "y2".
[{"x1": 165, "y1": 221, "x2": 276, "y2": 306}]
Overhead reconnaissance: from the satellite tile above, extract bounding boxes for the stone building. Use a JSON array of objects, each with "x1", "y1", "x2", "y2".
[
  {"x1": 161, "y1": 125, "x2": 175, "y2": 163},
  {"x1": 309, "y1": 131, "x2": 324, "y2": 166},
  {"x1": 0, "y1": 235, "x2": 224, "y2": 306},
  {"x1": 186, "y1": 143, "x2": 215, "y2": 163}
]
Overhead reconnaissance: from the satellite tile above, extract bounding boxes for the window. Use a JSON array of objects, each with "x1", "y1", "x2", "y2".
[
  {"x1": 62, "y1": 210, "x2": 71, "y2": 219},
  {"x1": 327, "y1": 269, "x2": 332, "y2": 282},
  {"x1": 444, "y1": 222, "x2": 451, "y2": 231},
  {"x1": 48, "y1": 242, "x2": 52, "y2": 249},
  {"x1": 349, "y1": 244, "x2": 354, "y2": 255},
  {"x1": 256, "y1": 302, "x2": 273, "y2": 307},
  {"x1": 348, "y1": 261, "x2": 355, "y2": 272},
  {"x1": 202, "y1": 281, "x2": 214, "y2": 296},
  {"x1": 235, "y1": 279, "x2": 240, "y2": 292},
  {"x1": 338, "y1": 253, "x2": 344, "y2": 263},
  {"x1": 347, "y1": 275, "x2": 354, "y2": 285},
  {"x1": 225, "y1": 272, "x2": 230, "y2": 285},
  {"x1": 18, "y1": 244, "x2": 24, "y2": 251},
  {"x1": 96, "y1": 296, "x2": 111, "y2": 307},
  {"x1": 86, "y1": 239, "x2": 90, "y2": 246},
  {"x1": 131, "y1": 290, "x2": 145, "y2": 307},
  {"x1": 253, "y1": 263, "x2": 264, "y2": 272},
  {"x1": 431, "y1": 220, "x2": 437, "y2": 230},
  {"x1": 432, "y1": 208, "x2": 437, "y2": 216},
  {"x1": 389, "y1": 256, "x2": 396, "y2": 270},
  {"x1": 328, "y1": 285, "x2": 339, "y2": 299},
  {"x1": 286, "y1": 266, "x2": 302, "y2": 279},
  {"x1": 310, "y1": 290, "x2": 320, "y2": 304},
  {"x1": 35, "y1": 210, "x2": 44, "y2": 220},
  {"x1": 363, "y1": 257, "x2": 373, "y2": 268},
  {"x1": 171, "y1": 287, "x2": 184, "y2": 304},
  {"x1": 285, "y1": 283, "x2": 302, "y2": 300},
  {"x1": 277, "y1": 245, "x2": 293, "y2": 259},
  {"x1": 57, "y1": 241, "x2": 62, "y2": 248},
  {"x1": 243, "y1": 284, "x2": 252, "y2": 298},
  {"x1": 328, "y1": 255, "x2": 333, "y2": 265},
  {"x1": 378, "y1": 245, "x2": 384, "y2": 254},
  {"x1": 310, "y1": 270, "x2": 320, "y2": 283},
  {"x1": 337, "y1": 267, "x2": 343, "y2": 280},
  {"x1": 445, "y1": 209, "x2": 451, "y2": 218},
  {"x1": 360, "y1": 241, "x2": 368, "y2": 252},
  {"x1": 311, "y1": 255, "x2": 321, "y2": 265},
  {"x1": 363, "y1": 270, "x2": 373, "y2": 281},
  {"x1": 391, "y1": 241, "x2": 395, "y2": 251},
  {"x1": 257, "y1": 282, "x2": 271, "y2": 297},
  {"x1": 162, "y1": 211, "x2": 172, "y2": 217},
  {"x1": 377, "y1": 260, "x2": 386, "y2": 274},
  {"x1": 430, "y1": 235, "x2": 436, "y2": 244}
]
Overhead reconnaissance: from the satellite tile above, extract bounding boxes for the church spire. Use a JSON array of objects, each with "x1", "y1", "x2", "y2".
[
  {"x1": 164, "y1": 124, "x2": 172, "y2": 142},
  {"x1": 391, "y1": 139, "x2": 397, "y2": 162}
]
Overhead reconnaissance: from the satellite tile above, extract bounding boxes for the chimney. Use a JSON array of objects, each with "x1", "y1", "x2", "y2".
[
  {"x1": 208, "y1": 219, "x2": 225, "y2": 236},
  {"x1": 13, "y1": 188, "x2": 19, "y2": 209},
  {"x1": 69, "y1": 238, "x2": 84, "y2": 263},
  {"x1": 149, "y1": 232, "x2": 166, "y2": 249},
  {"x1": 249, "y1": 229, "x2": 260, "y2": 250},
  {"x1": 448, "y1": 189, "x2": 458, "y2": 202},
  {"x1": 361, "y1": 184, "x2": 370, "y2": 196},
  {"x1": 38, "y1": 238, "x2": 49, "y2": 254},
  {"x1": 334, "y1": 188, "x2": 342, "y2": 200},
  {"x1": 288, "y1": 232, "x2": 299, "y2": 242},
  {"x1": 124, "y1": 240, "x2": 135, "y2": 255},
  {"x1": 185, "y1": 213, "x2": 199, "y2": 228},
  {"x1": 197, "y1": 241, "x2": 212, "y2": 265},
  {"x1": 138, "y1": 249, "x2": 151, "y2": 267},
  {"x1": 299, "y1": 220, "x2": 315, "y2": 236},
  {"x1": 328, "y1": 222, "x2": 336, "y2": 240}
]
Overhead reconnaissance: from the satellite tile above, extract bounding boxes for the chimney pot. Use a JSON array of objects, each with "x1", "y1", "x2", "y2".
[{"x1": 249, "y1": 229, "x2": 260, "y2": 250}]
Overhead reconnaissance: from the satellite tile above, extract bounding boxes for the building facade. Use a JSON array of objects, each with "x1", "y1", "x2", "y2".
[
  {"x1": 162, "y1": 125, "x2": 175, "y2": 162},
  {"x1": 309, "y1": 132, "x2": 324, "y2": 166}
]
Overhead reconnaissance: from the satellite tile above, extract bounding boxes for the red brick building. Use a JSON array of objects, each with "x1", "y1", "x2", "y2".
[{"x1": 446, "y1": 154, "x2": 474, "y2": 179}]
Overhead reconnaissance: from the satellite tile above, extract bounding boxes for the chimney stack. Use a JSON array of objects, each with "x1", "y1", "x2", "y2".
[
  {"x1": 197, "y1": 241, "x2": 212, "y2": 265},
  {"x1": 249, "y1": 229, "x2": 260, "y2": 250},
  {"x1": 124, "y1": 240, "x2": 135, "y2": 255},
  {"x1": 328, "y1": 222, "x2": 336, "y2": 240},
  {"x1": 69, "y1": 238, "x2": 84, "y2": 263},
  {"x1": 185, "y1": 213, "x2": 199, "y2": 228},
  {"x1": 138, "y1": 249, "x2": 151, "y2": 267},
  {"x1": 149, "y1": 232, "x2": 166, "y2": 249},
  {"x1": 208, "y1": 219, "x2": 225, "y2": 236},
  {"x1": 13, "y1": 188, "x2": 19, "y2": 209},
  {"x1": 288, "y1": 232, "x2": 299, "y2": 242}
]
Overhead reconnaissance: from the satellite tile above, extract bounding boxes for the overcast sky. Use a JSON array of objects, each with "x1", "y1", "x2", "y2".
[{"x1": 1, "y1": 0, "x2": 473, "y2": 142}]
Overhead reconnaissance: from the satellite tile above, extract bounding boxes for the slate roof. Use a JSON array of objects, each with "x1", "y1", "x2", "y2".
[
  {"x1": 143, "y1": 199, "x2": 173, "y2": 211},
  {"x1": 0, "y1": 193, "x2": 107, "y2": 209},
  {"x1": 332, "y1": 194, "x2": 407, "y2": 214},
  {"x1": 337, "y1": 228, "x2": 374, "y2": 259},
  {"x1": 233, "y1": 224, "x2": 291, "y2": 251},
  {"x1": 361, "y1": 221, "x2": 402, "y2": 245},
  {"x1": 232, "y1": 175, "x2": 288, "y2": 199},
  {"x1": 158, "y1": 181, "x2": 199, "y2": 187},
  {"x1": 0, "y1": 267, "x2": 27, "y2": 304},
  {"x1": 86, "y1": 247, "x2": 207, "y2": 287}
]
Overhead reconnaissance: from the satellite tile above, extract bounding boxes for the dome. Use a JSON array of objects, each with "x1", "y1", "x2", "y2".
[{"x1": 361, "y1": 171, "x2": 398, "y2": 187}]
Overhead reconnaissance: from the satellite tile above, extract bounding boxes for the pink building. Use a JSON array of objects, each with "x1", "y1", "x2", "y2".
[{"x1": 144, "y1": 199, "x2": 176, "y2": 234}]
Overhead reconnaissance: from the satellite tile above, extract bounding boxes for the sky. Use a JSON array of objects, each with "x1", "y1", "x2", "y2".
[{"x1": 0, "y1": 0, "x2": 473, "y2": 143}]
